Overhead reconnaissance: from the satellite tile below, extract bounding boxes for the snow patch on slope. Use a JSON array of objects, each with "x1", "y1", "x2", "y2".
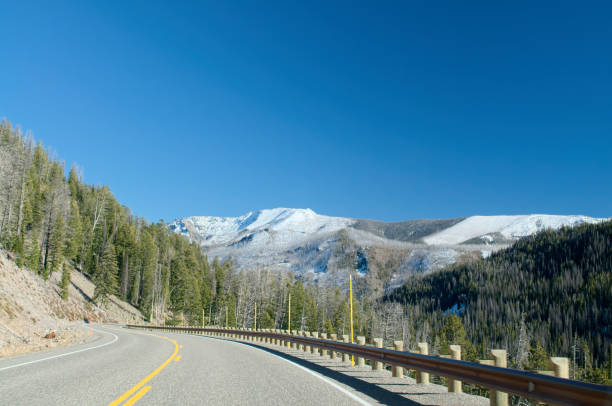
[{"x1": 422, "y1": 215, "x2": 606, "y2": 245}]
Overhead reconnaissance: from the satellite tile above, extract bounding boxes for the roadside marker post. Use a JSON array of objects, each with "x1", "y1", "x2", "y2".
[{"x1": 349, "y1": 275, "x2": 355, "y2": 366}]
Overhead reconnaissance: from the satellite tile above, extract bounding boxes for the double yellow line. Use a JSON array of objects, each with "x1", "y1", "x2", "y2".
[{"x1": 106, "y1": 328, "x2": 180, "y2": 406}]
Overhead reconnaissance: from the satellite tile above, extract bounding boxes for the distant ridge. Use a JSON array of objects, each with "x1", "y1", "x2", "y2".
[{"x1": 170, "y1": 209, "x2": 607, "y2": 289}]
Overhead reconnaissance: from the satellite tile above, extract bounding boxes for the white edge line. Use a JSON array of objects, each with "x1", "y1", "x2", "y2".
[
  {"x1": 210, "y1": 336, "x2": 374, "y2": 406},
  {"x1": 0, "y1": 327, "x2": 118, "y2": 372}
]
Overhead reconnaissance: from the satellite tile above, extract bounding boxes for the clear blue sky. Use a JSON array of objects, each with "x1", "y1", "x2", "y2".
[{"x1": 1, "y1": 1, "x2": 610, "y2": 222}]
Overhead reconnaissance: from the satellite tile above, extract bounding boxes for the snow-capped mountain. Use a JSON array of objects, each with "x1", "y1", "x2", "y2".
[
  {"x1": 170, "y1": 209, "x2": 607, "y2": 291},
  {"x1": 171, "y1": 208, "x2": 353, "y2": 248}
]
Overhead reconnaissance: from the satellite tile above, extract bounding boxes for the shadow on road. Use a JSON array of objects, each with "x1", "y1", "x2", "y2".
[{"x1": 204, "y1": 336, "x2": 422, "y2": 406}]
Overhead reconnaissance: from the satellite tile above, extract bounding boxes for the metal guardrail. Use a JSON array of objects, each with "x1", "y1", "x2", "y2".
[{"x1": 126, "y1": 325, "x2": 612, "y2": 406}]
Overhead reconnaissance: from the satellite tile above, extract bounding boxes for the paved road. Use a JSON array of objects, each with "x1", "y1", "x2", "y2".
[{"x1": 0, "y1": 325, "x2": 371, "y2": 405}]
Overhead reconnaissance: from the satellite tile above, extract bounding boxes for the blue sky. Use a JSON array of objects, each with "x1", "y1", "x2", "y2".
[{"x1": 1, "y1": 1, "x2": 610, "y2": 222}]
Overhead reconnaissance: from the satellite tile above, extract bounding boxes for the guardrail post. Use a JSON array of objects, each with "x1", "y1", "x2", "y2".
[
  {"x1": 417, "y1": 342, "x2": 430, "y2": 384},
  {"x1": 490, "y1": 349, "x2": 508, "y2": 406},
  {"x1": 304, "y1": 331, "x2": 311, "y2": 352},
  {"x1": 342, "y1": 335, "x2": 350, "y2": 363},
  {"x1": 298, "y1": 331, "x2": 304, "y2": 351},
  {"x1": 373, "y1": 338, "x2": 383, "y2": 371},
  {"x1": 448, "y1": 345, "x2": 462, "y2": 393},
  {"x1": 311, "y1": 332, "x2": 318, "y2": 354},
  {"x1": 285, "y1": 330, "x2": 291, "y2": 348},
  {"x1": 320, "y1": 333, "x2": 328, "y2": 357},
  {"x1": 330, "y1": 334, "x2": 338, "y2": 359},
  {"x1": 549, "y1": 357, "x2": 569, "y2": 379},
  {"x1": 393, "y1": 341, "x2": 404, "y2": 377},
  {"x1": 478, "y1": 357, "x2": 496, "y2": 406},
  {"x1": 356, "y1": 336, "x2": 366, "y2": 367},
  {"x1": 291, "y1": 330, "x2": 298, "y2": 349}
]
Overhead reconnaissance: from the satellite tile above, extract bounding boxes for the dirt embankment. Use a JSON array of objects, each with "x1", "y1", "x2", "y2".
[{"x1": 0, "y1": 249, "x2": 144, "y2": 357}]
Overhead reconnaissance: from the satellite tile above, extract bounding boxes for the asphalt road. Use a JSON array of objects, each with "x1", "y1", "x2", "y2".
[{"x1": 0, "y1": 325, "x2": 371, "y2": 405}]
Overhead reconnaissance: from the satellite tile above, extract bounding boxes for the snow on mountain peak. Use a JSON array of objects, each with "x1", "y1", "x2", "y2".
[{"x1": 171, "y1": 208, "x2": 354, "y2": 247}]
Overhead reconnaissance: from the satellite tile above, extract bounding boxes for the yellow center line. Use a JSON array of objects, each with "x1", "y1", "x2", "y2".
[
  {"x1": 123, "y1": 386, "x2": 151, "y2": 406},
  {"x1": 105, "y1": 327, "x2": 179, "y2": 406},
  {"x1": 175, "y1": 355, "x2": 182, "y2": 362}
]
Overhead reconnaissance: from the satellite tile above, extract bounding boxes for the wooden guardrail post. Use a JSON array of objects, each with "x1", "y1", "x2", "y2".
[
  {"x1": 373, "y1": 338, "x2": 383, "y2": 371},
  {"x1": 330, "y1": 334, "x2": 338, "y2": 359},
  {"x1": 549, "y1": 357, "x2": 569, "y2": 378},
  {"x1": 320, "y1": 333, "x2": 328, "y2": 357},
  {"x1": 448, "y1": 345, "x2": 462, "y2": 393},
  {"x1": 490, "y1": 349, "x2": 508, "y2": 406},
  {"x1": 393, "y1": 341, "x2": 404, "y2": 377},
  {"x1": 342, "y1": 335, "x2": 350, "y2": 362},
  {"x1": 304, "y1": 331, "x2": 311, "y2": 352},
  {"x1": 356, "y1": 336, "x2": 366, "y2": 367},
  {"x1": 478, "y1": 358, "x2": 496, "y2": 406},
  {"x1": 291, "y1": 330, "x2": 298, "y2": 349},
  {"x1": 311, "y1": 332, "x2": 318, "y2": 354},
  {"x1": 417, "y1": 342, "x2": 430, "y2": 384}
]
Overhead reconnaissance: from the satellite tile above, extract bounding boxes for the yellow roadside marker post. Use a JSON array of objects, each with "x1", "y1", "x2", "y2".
[{"x1": 350, "y1": 274, "x2": 355, "y2": 366}]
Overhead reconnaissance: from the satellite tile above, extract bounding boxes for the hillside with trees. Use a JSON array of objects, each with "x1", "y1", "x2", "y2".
[{"x1": 388, "y1": 220, "x2": 612, "y2": 384}]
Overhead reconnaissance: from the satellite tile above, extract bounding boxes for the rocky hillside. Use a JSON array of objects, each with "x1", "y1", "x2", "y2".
[{"x1": 0, "y1": 249, "x2": 143, "y2": 357}]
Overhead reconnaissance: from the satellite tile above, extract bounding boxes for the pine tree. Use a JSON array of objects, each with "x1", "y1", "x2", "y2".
[
  {"x1": 93, "y1": 243, "x2": 119, "y2": 304},
  {"x1": 27, "y1": 238, "x2": 40, "y2": 272},
  {"x1": 525, "y1": 341, "x2": 549, "y2": 371},
  {"x1": 12, "y1": 233, "x2": 25, "y2": 267},
  {"x1": 516, "y1": 313, "x2": 530, "y2": 369},
  {"x1": 47, "y1": 214, "x2": 65, "y2": 277},
  {"x1": 66, "y1": 199, "x2": 82, "y2": 263},
  {"x1": 61, "y1": 264, "x2": 70, "y2": 300}
]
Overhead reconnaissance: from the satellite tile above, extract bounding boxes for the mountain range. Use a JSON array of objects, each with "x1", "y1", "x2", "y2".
[{"x1": 170, "y1": 208, "x2": 607, "y2": 292}]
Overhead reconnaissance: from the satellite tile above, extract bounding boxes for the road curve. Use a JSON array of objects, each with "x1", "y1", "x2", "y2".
[{"x1": 0, "y1": 325, "x2": 370, "y2": 405}]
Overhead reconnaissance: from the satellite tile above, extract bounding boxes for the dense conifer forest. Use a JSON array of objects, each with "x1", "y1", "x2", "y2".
[
  {"x1": 1, "y1": 120, "x2": 609, "y2": 386},
  {"x1": 389, "y1": 220, "x2": 612, "y2": 383}
]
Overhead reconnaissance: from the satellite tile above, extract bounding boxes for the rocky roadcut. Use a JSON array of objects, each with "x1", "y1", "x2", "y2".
[{"x1": 0, "y1": 250, "x2": 142, "y2": 357}]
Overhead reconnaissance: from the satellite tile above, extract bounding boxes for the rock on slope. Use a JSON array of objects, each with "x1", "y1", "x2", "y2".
[{"x1": 0, "y1": 249, "x2": 143, "y2": 357}]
